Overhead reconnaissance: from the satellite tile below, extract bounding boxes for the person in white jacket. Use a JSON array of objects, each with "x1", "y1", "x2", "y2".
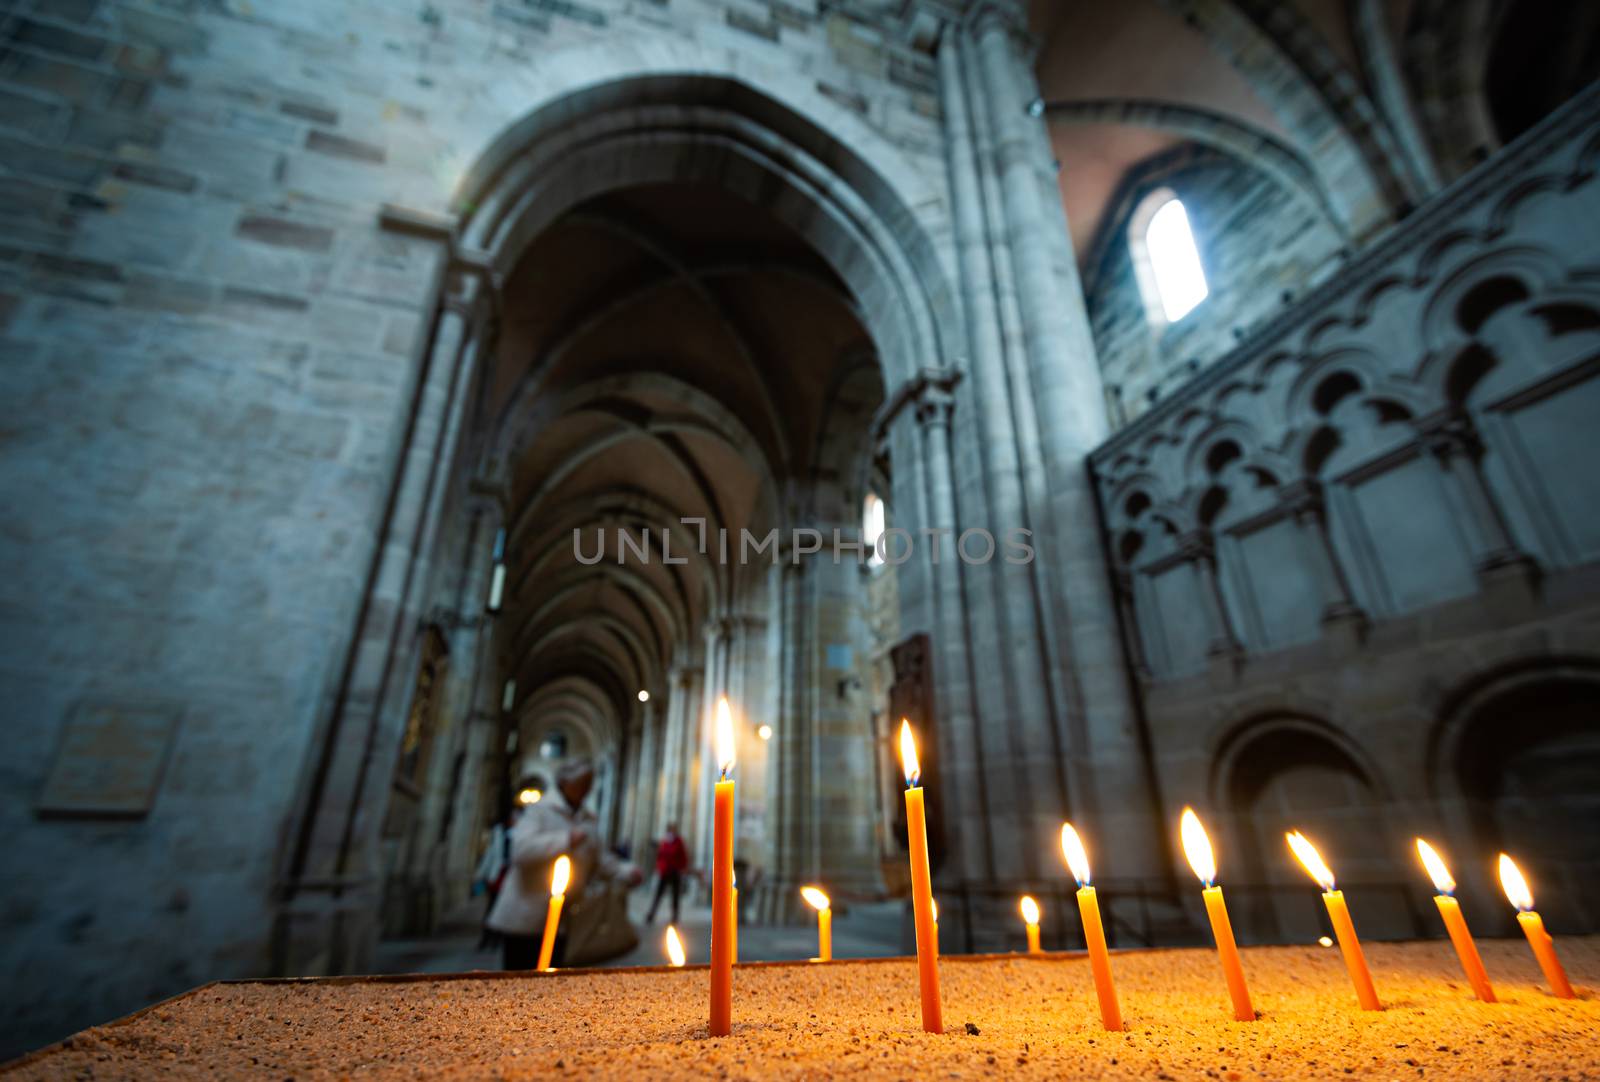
[{"x1": 486, "y1": 758, "x2": 641, "y2": 969}]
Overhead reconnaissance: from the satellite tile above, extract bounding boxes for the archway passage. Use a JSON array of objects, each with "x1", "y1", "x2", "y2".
[
  {"x1": 483, "y1": 179, "x2": 890, "y2": 911},
  {"x1": 1455, "y1": 675, "x2": 1600, "y2": 933},
  {"x1": 1222, "y1": 722, "x2": 1402, "y2": 943}
]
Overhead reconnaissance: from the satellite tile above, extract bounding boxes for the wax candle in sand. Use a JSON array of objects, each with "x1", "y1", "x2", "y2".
[
  {"x1": 1061, "y1": 822, "x2": 1123, "y2": 1031},
  {"x1": 1287, "y1": 830, "x2": 1381, "y2": 1010},
  {"x1": 1498, "y1": 854, "x2": 1574, "y2": 999},
  {"x1": 709, "y1": 697, "x2": 737, "y2": 1035},
  {"x1": 802, "y1": 887, "x2": 832, "y2": 961},
  {"x1": 899, "y1": 720, "x2": 943, "y2": 1033},
  {"x1": 1180, "y1": 808, "x2": 1255, "y2": 1021},
  {"x1": 536, "y1": 855, "x2": 571, "y2": 972},
  {"x1": 1414, "y1": 839, "x2": 1495, "y2": 1002},
  {"x1": 1020, "y1": 895, "x2": 1042, "y2": 954}
]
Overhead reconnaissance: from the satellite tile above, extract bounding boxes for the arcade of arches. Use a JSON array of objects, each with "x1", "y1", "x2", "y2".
[{"x1": 3, "y1": 0, "x2": 1600, "y2": 1055}]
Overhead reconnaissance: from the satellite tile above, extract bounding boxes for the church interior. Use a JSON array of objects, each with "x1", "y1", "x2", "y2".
[{"x1": 2, "y1": 0, "x2": 1599, "y2": 1070}]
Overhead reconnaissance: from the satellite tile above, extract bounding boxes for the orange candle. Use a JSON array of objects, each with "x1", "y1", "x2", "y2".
[
  {"x1": 665, "y1": 925, "x2": 686, "y2": 967},
  {"x1": 536, "y1": 855, "x2": 571, "y2": 972},
  {"x1": 1180, "y1": 808, "x2": 1254, "y2": 1021},
  {"x1": 1499, "y1": 854, "x2": 1574, "y2": 998},
  {"x1": 1061, "y1": 823, "x2": 1123, "y2": 1031},
  {"x1": 708, "y1": 698, "x2": 737, "y2": 1036},
  {"x1": 1020, "y1": 895, "x2": 1042, "y2": 954},
  {"x1": 1287, "y1": 830, "x2": 1381, "y2": 1010},
  {"x1": 931, "y1": 899, "x2": 939, "y2": 960},
  {"x1": 732, "y1": 870, "x2": 739, "y2": 966},
  {"x1": 899, "y1": 720, "x2": 943, "y2": 1033},
  {"x1": 802, "y1": 887, "x2": 832, "y2": 961},
  {"x1": 1415, "y1": 839, "x2": 1495, "y2": 1002}
]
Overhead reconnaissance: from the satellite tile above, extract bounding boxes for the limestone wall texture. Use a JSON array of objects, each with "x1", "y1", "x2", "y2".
[
  {"x1": 1089, "y1": 83, "x2": 1600, "y2": 946},
  {"x1": 0, "y1": 0, "x2": 957, "y2": 1056}
]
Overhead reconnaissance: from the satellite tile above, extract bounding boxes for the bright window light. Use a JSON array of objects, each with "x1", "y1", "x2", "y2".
[
  {"x1": 1145, "y1": 198, "x2": 1207, "y2": 322},
  {"x1": 863, "y1": 493, "x2": 886, "y2": 567}
]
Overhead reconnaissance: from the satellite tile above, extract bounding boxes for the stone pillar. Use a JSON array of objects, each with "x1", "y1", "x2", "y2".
[
  {"x1": 1423, "y1": 416, "x2": 1536, "y2": 571},
  {"x1": 968, "y1": 2, "x2": 1170, "y2": 885},
  {"x1": 906, "y1": 369, "x2": 1010, "y2": 883},
  {"x1": 1110, "y1": 569, "x2": 1152, "y2": 681},
  {"x1": 1178, "y1": 530, "x2": 1244, "y2": 672},
  {"x1": 274, "y1": 265, "x2": 489, "y2": 976},
  {"x1": 690, "y1": 617, "x2": 734, "y2": 894},
  {"x1": 629, "y1": 697, "x2": 663, "y2": 858},
  {"x1": 764, "y1": 553, "x2": 812, "y2": 923},
  {"x1": 1282, "y1": 480, "x2": 1368, "y2": 646}
]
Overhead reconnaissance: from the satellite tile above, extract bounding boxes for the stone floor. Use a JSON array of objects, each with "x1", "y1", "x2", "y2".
[{"x1": 372, "y1": 884, "x2": 909, "y2": 975}]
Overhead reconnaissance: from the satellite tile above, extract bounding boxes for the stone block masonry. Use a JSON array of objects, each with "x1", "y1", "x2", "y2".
[{"x1": 0, "y1": 0, "x2": 951, "y2": 1058}]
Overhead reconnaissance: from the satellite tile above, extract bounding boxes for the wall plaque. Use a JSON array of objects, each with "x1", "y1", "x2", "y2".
[{"x1": 36, "y1": 701, "x2": 182, "y2": 818}]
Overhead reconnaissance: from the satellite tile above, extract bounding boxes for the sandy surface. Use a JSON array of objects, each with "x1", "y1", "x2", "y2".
[{"x1": 7, "y1": 937, "x2": 1596, "y2": 1080}]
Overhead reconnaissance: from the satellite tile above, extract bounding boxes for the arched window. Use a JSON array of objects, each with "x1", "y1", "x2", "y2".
[
  {"x1": 863, "y1": 492, "x2": 886, "y2": 567},
  {"x1": 1129, "y1": 189, "x2": 1208, "y2": 325}
]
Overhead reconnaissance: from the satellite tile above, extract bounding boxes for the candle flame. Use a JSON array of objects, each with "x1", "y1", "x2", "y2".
[
  {"x1": 715, "y1": 696, "x2": 736, "y2": 779},
  {"x1": 517, "y1": 787, "x2": 542, "y2": 806},
  {"x1": 898, "y1": 719, "x2": 920, "y2": 787},
  {"x1": 1285, "y1": 831, "x2": 1336, "y2": 892},
  {"x1": 1019, "y1": 895, "x2": 1041, "y2": 926},
  {"x1": 1059, "y1": 822, "x2": 1092, "y2": 886},
  {"x1": 550, "y1": 854, "x2": 571, "y2": 897},
  {"x1": 665, "y1": 925, "x2": 686, "y2": 967},
  {"x1": 1498, "y1": 853, "x2": 1534, "y2": 912},
  {"x1": 800, "y1": 886, "x2": 831, "y2": 911},
  {"x1": 1415, "y1": 838, "x2": 1455, "y2": 895},
  {"x1": 1180, "y1": 807, "x2": 1217, "y2": 887}
]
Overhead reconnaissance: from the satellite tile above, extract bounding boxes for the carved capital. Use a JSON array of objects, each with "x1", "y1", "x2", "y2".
[
  {"x1": 1420, "y1": 411, "x2": 1482, "y2": 462},
  {"x1": 1280, "y1": 478, "x2": 1325, "y2": 522},
  {"x1": 909, "y1": 366, "x2": 963, "y2": 430},
  {"x1": 1177, "y1": 529, "x2": 1216, "y2": 565}
]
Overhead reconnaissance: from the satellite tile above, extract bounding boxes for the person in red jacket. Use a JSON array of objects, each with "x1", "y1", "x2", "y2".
[{"x1": 645, "y1": 823, "x2": 690, "y2": 925}]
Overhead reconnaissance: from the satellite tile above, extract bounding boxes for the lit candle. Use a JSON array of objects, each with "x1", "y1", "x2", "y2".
[
  {"x1": 709, "y1": 697, "x2": 737, "y2": 1036},
  {"x1": 1060, "y1": 822, "x2": 1123, "y2": 1031},
  {"x1": 1415, "y1": 839, "x2": 1495, "y2": 1002},
  {"x1": 1020, "y1": 895, "x2": 1042, "y2": 954},
  {"x1": 899, "y1": 720, "x2": 943, "y2": 1033},
  {"x1": 536, "y1": 855, "x2": 571, "y2": 972},
  {"x1": 1286, "y1": 830, "x2": 1381, "y2": 1010},
  {"x1": 802, "y1": 886, "x2": 832, "y2": 961},
  {"x1": 665, "y1": 925, "x2": 686, "y2": 967},
  {"x1": 1498, "y1": 853, "x2": 1574, "y2": 999},
  {"x1": 1180, "y1": 808, "x2": 1255, "y2": 1021}
]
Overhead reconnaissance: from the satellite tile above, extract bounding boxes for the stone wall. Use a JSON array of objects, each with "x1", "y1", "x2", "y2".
[
  {"x1": 0, "y1": 0, "x2": 954, "y2": 1055},
  {"x1": 1086, "y1": 145, "x2": 1345, "y2": 429},
  {"x1": 1089, "y1": 83, "x2": 1600, "y2": 944}
]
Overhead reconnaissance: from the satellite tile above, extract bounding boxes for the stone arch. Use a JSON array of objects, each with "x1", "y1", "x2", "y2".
[
  {"x1": 1209, "y1": 712, "x2": 1401, "y2": 942},
  {"x1": 1427, "y1": 658, "x2": 1600, "y2": 932},
  {"x1": 453, "y1": 70, "x2": 959, "y2": 428}
]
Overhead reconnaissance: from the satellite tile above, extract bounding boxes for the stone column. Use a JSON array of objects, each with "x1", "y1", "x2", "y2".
[
  {"x1": 1111, "y1": 569, "x2": 1152, "y2": 681},
  {"x1": 1178, "y1": 530, "x2": 1244, "y2": 665},
  {"x1": 1282, "y1": 480, "x2": 1368, "y2": 646},
  {"x1": 905, "y1": 369, "x2": 1012, "y2": 885},
  {"x1": 629, "y1": 697, "x2": 663, "y2": 858},
  {"x1": 967, "y1": 2, "x2": 1171, "y2": 888},
  {"x1": 274, "y1": 265, "x2": 489, "y2": 976},
  {"x1": 656, "y1": 663, "x2": 701, "y2": 842},
  {"x1": 764, "y1": 553, "x2": 812, "y2": 923},
  {"x1": 690, "y1": 617, "x2": 734, "y2": 895},
  {"x1": 1423, "y1": 416, "x2": 1535, "y2": 572}
]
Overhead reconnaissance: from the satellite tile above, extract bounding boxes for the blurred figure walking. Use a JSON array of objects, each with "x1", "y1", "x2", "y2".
[{"x1": 645, "y1": 823, "x2": 689, "y2": 925}]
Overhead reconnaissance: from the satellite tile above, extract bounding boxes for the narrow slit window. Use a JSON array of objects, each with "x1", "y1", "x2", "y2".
[
  {"x1": 1144, "y1": 198, "x2": 1207, "y2": 321},
  {"x1": 863, "y1": 492, "x2": 886, "y2": 567}
]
